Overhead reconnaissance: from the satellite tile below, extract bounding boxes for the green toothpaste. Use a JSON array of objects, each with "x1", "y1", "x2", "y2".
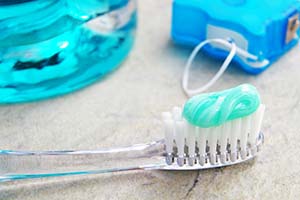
[{"x1": 182, "y1": 84, "x2": 261, "y2": 128}]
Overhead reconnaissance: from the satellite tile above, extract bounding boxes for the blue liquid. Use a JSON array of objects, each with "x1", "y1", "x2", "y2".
[{"x1": 0, "y1": 0, "x2": 136, "y2": 103}]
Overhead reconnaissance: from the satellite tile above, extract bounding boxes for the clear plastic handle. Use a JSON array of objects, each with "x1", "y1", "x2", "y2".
[{"x1": 0, "y1": 140, "x2": 165, "y2": 182}]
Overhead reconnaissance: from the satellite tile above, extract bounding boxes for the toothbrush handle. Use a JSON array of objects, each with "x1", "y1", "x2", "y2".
[{"x1": 0, "y1": 140, "x2": 166, "y2": 182}]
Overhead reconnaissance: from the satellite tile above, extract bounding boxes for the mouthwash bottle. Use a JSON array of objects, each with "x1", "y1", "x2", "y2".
[{"x1": 0, "y1": 0, "x2": 137, "y2": 103}]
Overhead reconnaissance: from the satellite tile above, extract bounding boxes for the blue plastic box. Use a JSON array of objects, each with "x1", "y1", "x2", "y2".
[{"x1": 171, "y1": 0, "x2": 300, "y2": 74}]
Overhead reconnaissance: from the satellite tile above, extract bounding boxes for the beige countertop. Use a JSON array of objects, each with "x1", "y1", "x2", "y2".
[{"x1": 1, "y1": 1, "x2": 300, "y2": 199}]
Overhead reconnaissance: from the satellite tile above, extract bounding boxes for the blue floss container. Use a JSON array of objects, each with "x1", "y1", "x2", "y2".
[
  {"x1": 0, "y1": 0, "x2": 137, "y2": 103},
  {"x1": 171, "y1": 0, "x2": 300, "y2": 74}
]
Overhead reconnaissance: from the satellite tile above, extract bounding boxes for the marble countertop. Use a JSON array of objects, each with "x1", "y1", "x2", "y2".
[{"x1": 1, "y1": 1, "x2": 300, "y2": 199}]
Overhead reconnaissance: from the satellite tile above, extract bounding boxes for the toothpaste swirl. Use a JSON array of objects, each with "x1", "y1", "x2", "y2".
[{"x1": 182, "y1": 84, "x2": 260, "y2": 128}]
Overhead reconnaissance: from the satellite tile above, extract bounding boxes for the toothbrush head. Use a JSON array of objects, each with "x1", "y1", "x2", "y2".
[{"x1": 162, "y1": 84, "x2": 265, "y2": 169}]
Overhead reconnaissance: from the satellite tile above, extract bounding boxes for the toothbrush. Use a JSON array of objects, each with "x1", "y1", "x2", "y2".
[{"x1": 0, "y1": 84, "x2": 265, "y2": 182}]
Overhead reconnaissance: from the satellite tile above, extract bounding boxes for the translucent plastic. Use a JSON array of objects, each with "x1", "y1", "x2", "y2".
[
  {"x1": 0, "y1": 0, "x2": 137, "y2": 103},
  {"x1": 0, "y1": 140, "x2": 166, "y2": 182},
  {"x1": 0, "y1": 132, "x2": 264, "y2": 182}
]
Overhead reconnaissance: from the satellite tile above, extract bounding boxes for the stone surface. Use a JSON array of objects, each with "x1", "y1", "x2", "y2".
[{"x1": 1, "y1": 1, "x2": 300, "y2": 199}]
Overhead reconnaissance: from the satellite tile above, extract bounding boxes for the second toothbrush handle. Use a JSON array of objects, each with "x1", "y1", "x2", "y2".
[{"x1": 0, "y1": 140, "x2": 165, "y2": 182}]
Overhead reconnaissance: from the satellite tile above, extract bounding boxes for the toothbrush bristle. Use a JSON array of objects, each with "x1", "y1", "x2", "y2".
[{"x1": 162, "y1": 105, "x2": 265, "y2": 166}]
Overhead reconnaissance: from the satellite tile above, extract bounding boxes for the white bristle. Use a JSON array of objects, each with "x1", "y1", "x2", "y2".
[
  {"x1": 208, "y1": 127, "x2": 218, "y2": 165},
  {"x1": 162, "y1": 112, "x2": 174, "y2": 155},
  {"x1": 172, "y1": 107, "x2": 185, "y2": 166},
  {"x1": 219, "y1": 123, "x2": 230, "y2": 163},
  {"x1": 197, "y1": 127, "x2": 208, "y2": 165},
  {"x1": 175, "y1": 121, "x2": 185, "y2": 156},
  {"x1": 163, "y1": 104, "x2": 265, "y2": 166},
  {"x1": 249, "y1": 110, "x2": 258, "y2": 147},
  {"x1": 230, "y1": 118, "x2": 241, "y2": 161},
  {"x1": 240, "y1": 116, "x2": 251, "y2": 159},
  {"x1": 256, "y1": 105, "x2": 265, "y2": 138},
  {"x1": 186, "y1": 122, "x2": 196, "y2": 165},
  {"x1": 249, "y1": 105, "x2": 265, "y2": 148},
  {"x1": 175, "y1": 121, "x2": 185, "y2": 166}
]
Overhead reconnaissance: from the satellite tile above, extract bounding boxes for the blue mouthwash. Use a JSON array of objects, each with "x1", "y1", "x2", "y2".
[{"x1": 0, "y1": 0, "x2": 137, "y2": 103}]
